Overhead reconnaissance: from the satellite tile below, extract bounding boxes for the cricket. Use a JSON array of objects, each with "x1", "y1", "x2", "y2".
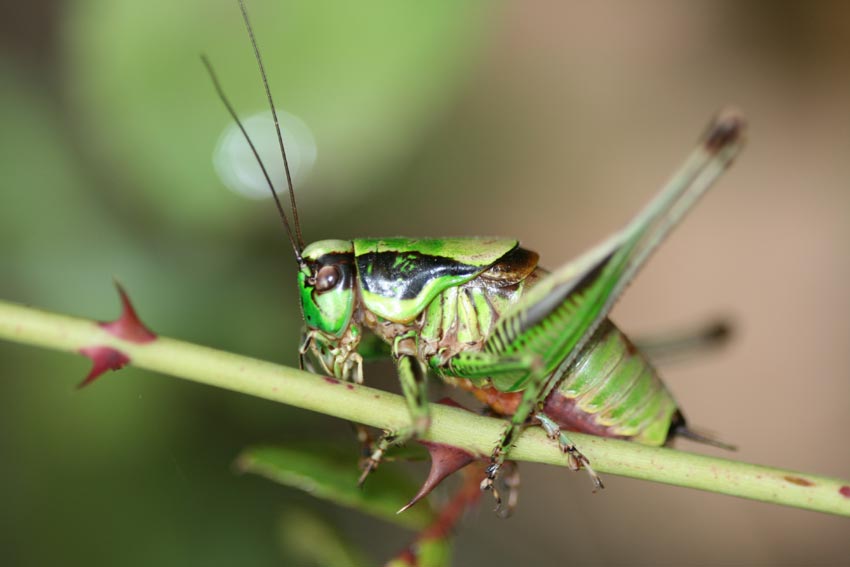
[{"x1": 207, "y1": 0, "x2": 745, "y2": 515}]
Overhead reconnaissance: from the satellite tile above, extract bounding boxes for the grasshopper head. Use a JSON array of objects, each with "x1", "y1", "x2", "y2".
[
  {"x1": 298, "y1": 239, "x2": 356, "y2": 338},
  {"x1": 203, "y1": 10, "x2": 357, "y2": 377}
]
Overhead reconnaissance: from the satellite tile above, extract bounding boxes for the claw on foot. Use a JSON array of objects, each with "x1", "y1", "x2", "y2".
[
  {"x1": 358, "y1": 447, "x2": 384, "y2": 487},
  {"x1": 479, "y1": 467, "x2": 503, "y2": 511},
  {"x1": 562, "y1": 443, "x2": 584, "y2": 471},
  {"x1": 584, "y1": 460, "x2": 605, "y2": 493},
  {"x1": 483, "y1": 478, "x2": 505, "y2": 513},
  {"x1": 495, "y1": 461, "x2": 520, "y2": 518},
  {"x1": 481, "y1": 461, "x2": 518, "y2": 516},
  {"x1": 561, "y1": 443, "x2": 604, "y2": 491}
]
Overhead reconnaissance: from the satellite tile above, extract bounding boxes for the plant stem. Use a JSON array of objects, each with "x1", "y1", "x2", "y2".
[{"x1": 1, "y1": 298, "x2": 848, "y2": 517}]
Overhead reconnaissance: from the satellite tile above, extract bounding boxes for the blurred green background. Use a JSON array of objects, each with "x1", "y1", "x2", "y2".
[{"x1": 2, "y1": 0, "x2": 849, "y2": 565}]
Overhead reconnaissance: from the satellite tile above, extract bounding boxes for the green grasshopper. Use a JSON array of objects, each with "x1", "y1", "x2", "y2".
[{"x1": 208, "y1": 0, "x2": 744, "y2": 511}]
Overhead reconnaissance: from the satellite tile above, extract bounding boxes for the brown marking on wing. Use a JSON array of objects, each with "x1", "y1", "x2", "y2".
[
  {"x1": 703, "y1": 109, "x2": 746, "y2": 155},
  {"x1": 479, "y1": 246, "x2": 539, "y2": 286}
]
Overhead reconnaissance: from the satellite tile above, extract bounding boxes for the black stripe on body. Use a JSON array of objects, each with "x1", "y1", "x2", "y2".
[{"x1": 357, "y1": 251, "x2": 481, "y2": 301}]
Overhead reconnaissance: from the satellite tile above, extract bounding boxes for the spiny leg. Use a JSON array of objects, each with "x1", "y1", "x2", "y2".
[
  {"x1": 446, "y1": 351, "x2": 546, "y2": 504},
  {"x1": 475, "y1": 406, "x2": 520, "y2": 516},
  {"x1": 359, "y1": 353, "x2": 429, "y2": 485},
  {"x1": 479, "y1": 372, "x2": 542, "y2": 500},
  {"x1": 447, "y1": 350, "x2": 603, "y2": 503},
  {"x1": 535, "y1": 411, "x2": 603, "y2": 492}
]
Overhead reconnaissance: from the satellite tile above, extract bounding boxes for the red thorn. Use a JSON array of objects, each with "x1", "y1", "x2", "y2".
[
  {"x1": 99, "y1": 281, "x2": 156, "y2": 343},
  {"x1": 78, "y1": 346, "x2": 131, "y2": 388},
  {"x1": 398, "y1": 442, "x2": 476, "y2": 514},
  {"x1": 391, "y1": 464, "x2": 486, "y2": 565},
  {"x1": 840, "y1": 486, "x2": 850, "y2": 498},
  {"x1": 398, "y1": 398, "x2": 479, "y2": 514},
  {"x1": 421, "y1": 464, "x2": 485, "y2": 539}
]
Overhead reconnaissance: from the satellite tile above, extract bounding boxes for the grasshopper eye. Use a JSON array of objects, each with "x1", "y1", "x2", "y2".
[{"x1": 315, "y1": 265, "x2": 341, "y2": 292}]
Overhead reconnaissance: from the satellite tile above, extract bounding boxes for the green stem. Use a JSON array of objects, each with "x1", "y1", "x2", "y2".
[{"x1": 1, "y1": 298, "x2": 848, "y2": 517}]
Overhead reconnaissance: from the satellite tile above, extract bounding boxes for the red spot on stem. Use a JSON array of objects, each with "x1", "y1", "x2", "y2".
[
  {"x1": 323, "y1": 377, "x2": 339, "y2": 385},
  {"x1": 100, "y1": 282, "x2": 156, "y2": 343},
  {"x1": 784, "y1": 475, "x2": 814, "y2": 487},
  {"x1": 78, "y1": 346, "x2": 131, "y2": 388},
  {"x1": 839, "y1": 486, "x2": 850, "y2": 498}
]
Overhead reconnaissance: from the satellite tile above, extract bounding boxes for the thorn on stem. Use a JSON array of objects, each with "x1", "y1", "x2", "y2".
[
  {"x1": 100, "y1": 281, "x2": 157, "y2": 343},
  {"x1": 78, "y1": 346, "x2": 130, "y2": 388}
]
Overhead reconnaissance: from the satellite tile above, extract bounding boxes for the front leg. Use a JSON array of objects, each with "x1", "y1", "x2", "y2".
[{"x1": 359, "y1": 347, "x2": 430, "y2": 485}]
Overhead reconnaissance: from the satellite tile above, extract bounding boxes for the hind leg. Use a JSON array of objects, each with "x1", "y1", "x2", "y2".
[{"x1": 444, "y1": 351, "x2": 603, "y2": 505}]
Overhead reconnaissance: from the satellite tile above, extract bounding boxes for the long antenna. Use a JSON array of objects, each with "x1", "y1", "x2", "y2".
[
  {"x1": 201, "y1": 55, "x2": 303, "y2": 263},
  {"x1": 238, "y1": 0, "x2": 304, "y2": 250}
]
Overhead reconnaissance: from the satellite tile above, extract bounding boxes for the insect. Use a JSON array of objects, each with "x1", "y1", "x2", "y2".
[{"x1": 208, "y1": 0, "x2": 744, "y2": 512}]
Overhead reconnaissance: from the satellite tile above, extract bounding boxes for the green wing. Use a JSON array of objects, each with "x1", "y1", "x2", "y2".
[{"x1": 484, "y1": 112, "x2": 746, "y2": 393}]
